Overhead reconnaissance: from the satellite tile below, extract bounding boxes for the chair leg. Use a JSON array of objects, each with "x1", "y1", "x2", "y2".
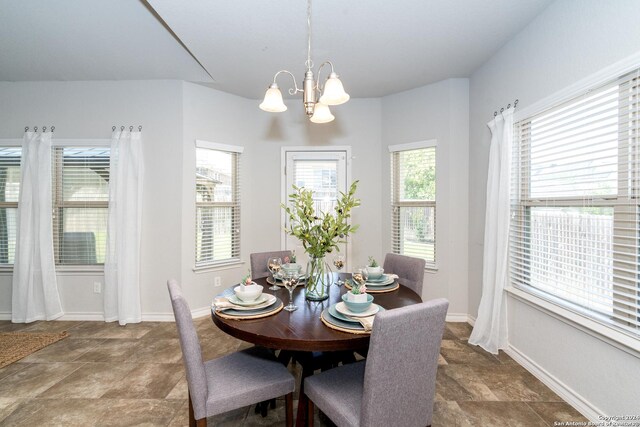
[
  {"x1": 188, "y1": 393, "x2": 196, "y2": 427},
  {"x1": 307, "y1": 399, "x2": 314, "y2": 427},
  {"x1": 188, "y1": 393, "x2": 206, "y2": 427},
  {"x1": 285, "y1": 392, "x2": 293, "y2": 427},
  {"x1": 270, "y1": 398, "x2": 277, "y2": 409}
]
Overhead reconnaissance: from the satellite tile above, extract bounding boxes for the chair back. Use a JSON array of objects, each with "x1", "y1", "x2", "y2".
[
  {"x1": 383, "y1": 253, "x2": 426, "y2": 295},
  {"x1": 167, "y1": 280, "x2": 208, "y2": 419},
  {"x1": 361, "y1": 298, "x2": 449, "y2": 427},
  {"x1": 250, "y1": 250, "x2": 292, "y2": 279}
]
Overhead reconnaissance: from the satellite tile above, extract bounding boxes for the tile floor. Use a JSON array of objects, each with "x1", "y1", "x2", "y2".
[{"x1": 0, "y1": 319, "x2": 588, "y2": 426}]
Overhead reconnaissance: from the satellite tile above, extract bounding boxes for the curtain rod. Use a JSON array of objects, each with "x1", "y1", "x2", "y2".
[
  {"x1": 494, "y1": 99, "x2": 518, "y2": 117},
  {"x1": 112, "y1": 125, "x2": 143, "y2": 132},
  {"x1": 24, "y1": 126, "x2": 55, "y2": 132}
]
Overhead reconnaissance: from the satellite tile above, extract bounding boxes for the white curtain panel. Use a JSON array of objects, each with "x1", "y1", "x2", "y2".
[
  {"x1": 469, "y1": 109, "x2": 513, "y2": 354},
  {"x1": 12, "y1": 131, "x2": 63, "y2": 323},
  {"x1": 104, "y1": 130, "x2": 144, "y2": 325}
]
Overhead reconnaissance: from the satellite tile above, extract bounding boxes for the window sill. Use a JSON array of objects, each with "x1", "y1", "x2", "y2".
[
  {"x1": 0, "y1": 266, "x2": 104, "y2": 276},
  {"x1": 425, "y1": 265, "x2": 438, "y2": 273},
  {"x1": 505, "y1": 286, "x2": 640, "y2": 358},
  {"x1": 193, "y1": 260, "x2": 245, "y2": 274}
]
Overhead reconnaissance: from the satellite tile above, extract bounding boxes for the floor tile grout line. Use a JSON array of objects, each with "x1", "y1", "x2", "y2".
[
  {"x1": 524, "y1": 401, "x2": 553, "y2": 427},
  {"x1": 32, "y1": 361, "x2": 89, "y2": 399}
]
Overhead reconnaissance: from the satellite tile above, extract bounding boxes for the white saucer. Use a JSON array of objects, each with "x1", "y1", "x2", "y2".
[
  {"x1": 228, "y1": 293, "x2": 273, "y2": 307},
  {"x1": 335, "y1": 301, "x2": 380, "y2": 318}
]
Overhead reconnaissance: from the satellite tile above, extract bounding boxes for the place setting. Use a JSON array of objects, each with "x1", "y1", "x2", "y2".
[
  {"x1": 212, "y1": 273, "x2": 284, "y2": 320},
  {"x1": 321, "y1": 268, "x2": 386, "y2": 335},
  {"x1": 344, "y1": 257, "x2": 400, "y2": 293},
  {"x1": 265, "y1": 255, "x2": 307, "y2": 288}
]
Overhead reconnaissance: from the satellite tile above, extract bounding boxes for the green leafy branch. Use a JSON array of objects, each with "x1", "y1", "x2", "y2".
[{"x1": 281, "y1": 180, "x2": 361, "y2": 258}]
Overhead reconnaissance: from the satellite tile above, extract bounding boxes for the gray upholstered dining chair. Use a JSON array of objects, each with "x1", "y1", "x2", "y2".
[
  {"x1": 383, "y1": 253, "x2": 426, "y2": 295},
  {"x1": 250, "y1": 250, "x2": 292, "y2": 279},
  {"x1": 304, "y1": 298, "x2": 449, "y2": 427},
  {"x1": 167, "y1": 280, "x2": 295, "y2": 427}
]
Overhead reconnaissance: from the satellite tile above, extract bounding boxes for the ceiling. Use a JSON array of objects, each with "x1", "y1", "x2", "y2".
[{"x1": 0, "y1": 0, "x2": 554, "y2": 99}]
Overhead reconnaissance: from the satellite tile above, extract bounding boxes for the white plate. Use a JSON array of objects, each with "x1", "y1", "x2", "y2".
[
  {"x1": 228, "y1": 293, "x2": 272, "y2": 307},
  {"x1": 366, "y1": 277, "x2": 395, "y2": 286},
  {"x1": 335, "y1": 301, "x2": 380, "y2": 318}
]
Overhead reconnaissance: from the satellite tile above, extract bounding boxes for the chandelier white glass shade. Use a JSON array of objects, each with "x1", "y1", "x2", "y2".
[
  {"x1": 259, "y1": 83, "x2": 287, "y2": 112},
  {"x1": 310, "y1": 102, "x2": 334, "y2": 124},
  {"x1": 259, "y1": 0, "x2": 349, "y2": 123}
]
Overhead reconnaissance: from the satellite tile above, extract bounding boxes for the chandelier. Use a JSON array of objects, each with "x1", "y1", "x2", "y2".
[{"x1": 259, "y1": 0, "x2": 350, "y2": 123}]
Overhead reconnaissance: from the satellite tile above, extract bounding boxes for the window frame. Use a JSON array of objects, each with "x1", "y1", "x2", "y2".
[
  {"x1": 0, "y1": 146, "x2": 21, "y2": 268},
  {"x1": 389, "y1": 139, "x2": 437, "y2": 270},
  {"x1": 194, "y1": 140, "x2": 244, "y2": 270},
  {"x1": 0, "y1": 138, "x2": 110, "y2": 273},
  {"x1": 51, "y1": 145, "x2": 111, "y2": 267},
  {"x1": 508, "y1": 53, "x2": 640, "y2": 354}
]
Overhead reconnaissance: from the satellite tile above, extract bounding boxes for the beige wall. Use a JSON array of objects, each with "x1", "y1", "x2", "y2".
[{"x1": 381, "y1": 78, "x2": 469, "y2": 317}]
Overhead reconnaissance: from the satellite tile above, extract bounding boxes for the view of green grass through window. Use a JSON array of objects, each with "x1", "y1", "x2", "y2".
[{"x1": 391, "y1": 145, "x2": 436, "y2": 267}]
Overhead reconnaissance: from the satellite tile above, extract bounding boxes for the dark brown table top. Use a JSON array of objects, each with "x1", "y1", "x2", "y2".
[{"x1": 211, "y1": 273, "x2": 422, "y2": 352}]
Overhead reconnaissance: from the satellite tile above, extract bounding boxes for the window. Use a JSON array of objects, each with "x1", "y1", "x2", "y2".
[
  {"x1": 0, "y1": 147, "x2": 21, "y2": 265},
  {"x1": 390, "y1": 142, "x2": 436, "y2": 268},
  {"x1": 195, "y1": 142, "x2": 242, "y2": 267},
  {"x1": 52, "y1": 147, "x2": 110, "y2": 265},
  {"x1": 282, "y1": 149, "x2": 349, "y2": 266},
  {"x1": 512, "y1": 68, "x2": 640, "y2": 337}
]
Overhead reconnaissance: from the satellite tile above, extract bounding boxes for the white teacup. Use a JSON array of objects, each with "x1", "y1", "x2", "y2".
[{"x1": 366, "y1": 266, "x2": 384, "y2": 280}]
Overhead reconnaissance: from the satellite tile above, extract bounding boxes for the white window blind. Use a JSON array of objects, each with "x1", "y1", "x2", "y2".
[
  {"x1": 512, "y1": 68, "x2": 640, "y2": 337},
  {"x1": 52, "y1": 147, "x2": 110, "y2": 265},
  {"x1": 293, "y1": 159, "x2": 339, "y2": 214},
  {"x1": 195, "y1": 147, "x2": 241, "y2": 267},
  {"x1": 0, "y1": 147, "x2": 21, "y2": 265},
  {"x1": 390, "y1": 145, "x2": 436, "y2": 268}
]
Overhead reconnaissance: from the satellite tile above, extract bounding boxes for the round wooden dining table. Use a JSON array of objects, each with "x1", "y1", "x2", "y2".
[
  {"x1": 211, "y1": 272, "x2": 422, "y2": 352},
  {"x1": 210, "y1": 272, "x2": 422, "y2": 426}
]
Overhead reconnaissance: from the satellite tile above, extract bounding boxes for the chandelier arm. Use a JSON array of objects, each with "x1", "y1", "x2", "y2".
[
  {"x1": 315, "y1": 61, "x2": 336, "y2": 92},
  {"x1": 273, "y1": 70, "x2": 302, "y2": 95}
]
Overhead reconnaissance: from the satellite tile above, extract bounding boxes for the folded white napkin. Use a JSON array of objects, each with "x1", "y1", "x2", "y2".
[
  {"x1": 212, "y1": 297, "x2": 241, "y2": 311},
  {"x1": 347, "y1": 314, "x2": 375, "y2": 332}
]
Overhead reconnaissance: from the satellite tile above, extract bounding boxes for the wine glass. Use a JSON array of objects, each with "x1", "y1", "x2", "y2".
[
  {"x1": 333, "y1": 254, "x2": 345, "y2": 286},
  {"x1": 352, "y1": 267, "x2": 368, "y2": 289},
  {"x1": 282, "y1": 271, "x2": 300, "y2": 312},
  {"x1": 267, "y1": 257, "x2": 282, "y2": 290}
]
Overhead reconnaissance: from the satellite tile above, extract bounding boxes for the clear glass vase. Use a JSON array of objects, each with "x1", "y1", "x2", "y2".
[{"x1": 305, "y1": 255, "x2": 332, "y2": 301}]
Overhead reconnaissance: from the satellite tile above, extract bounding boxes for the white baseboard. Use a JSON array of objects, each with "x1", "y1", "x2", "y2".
[
  {"x1": 446, "y1": 313, "x2": 471, "y2": 322},
  {"x1": 191, "y1": 306, "x2": 212, "y2": 319},
  {"x1": 467, "y1": 314, "x2": 476, "y2": 326},
  {"x1": 0, "y1": 307, "x2": 211, "y2": 322},
  {"x1": 59, "y1": 312, "x2": 105, "y2": 321},
  {"x1": 505, "y1": 344, "x2": 602, "y2": 422}
]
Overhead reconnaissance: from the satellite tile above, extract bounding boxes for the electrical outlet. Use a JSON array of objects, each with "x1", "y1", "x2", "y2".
[
  {"x1": 214, "y1": 277, "x2": 222, "y2": 287},
  {"x1": 93, "y1": 282, "x2": 102, "y2": 293}
]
